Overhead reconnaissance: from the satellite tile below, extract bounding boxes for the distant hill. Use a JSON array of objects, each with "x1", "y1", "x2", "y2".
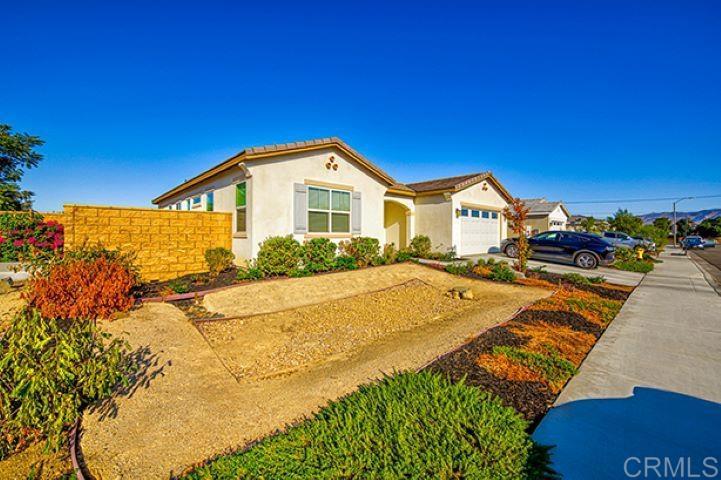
[{"x1": 639, "y1": 209, "x2": 721, "y2": 224}]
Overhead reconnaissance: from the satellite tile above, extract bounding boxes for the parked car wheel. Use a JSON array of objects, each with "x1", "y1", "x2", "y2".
[
  {"x1": 505, "y1": 243, "x2": 519, "y2": 258},
  {"x1": 574, "y1": 252, "x2": 598, "y2": 269}
]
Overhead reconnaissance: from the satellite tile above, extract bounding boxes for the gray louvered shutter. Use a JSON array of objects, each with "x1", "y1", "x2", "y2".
[
  {"x1": 293, "y1": 183, "x2": 308, "y2": 234},
  {"x1": 351, "y1": 191, "x2": 362, "y2": 234}
]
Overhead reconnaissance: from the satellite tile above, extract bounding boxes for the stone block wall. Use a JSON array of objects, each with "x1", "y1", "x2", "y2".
[{"x1": 60, "y1": 205, "x2": 232, "y2": 281}]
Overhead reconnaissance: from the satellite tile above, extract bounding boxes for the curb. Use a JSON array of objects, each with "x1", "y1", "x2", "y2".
[{"x1": 69, "y1": 417, "x2": 89, "y2": 480}]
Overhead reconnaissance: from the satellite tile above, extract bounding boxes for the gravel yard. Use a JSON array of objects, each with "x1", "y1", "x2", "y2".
[{"x1": 201, "y1": 279, "x2": 474, "y2": 380}]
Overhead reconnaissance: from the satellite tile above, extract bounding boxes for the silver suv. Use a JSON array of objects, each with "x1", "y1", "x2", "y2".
[{"x1": 602, "y1": 231, "x2": 641, "y2": 249}]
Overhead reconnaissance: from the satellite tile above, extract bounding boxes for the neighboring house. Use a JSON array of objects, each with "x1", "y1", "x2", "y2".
[
  {"x1": 152, "y1": 137, "x2": 514, "y2": 261},
  {"x1": 519, "y1": 198, "x2": 571, "y2": 235}
]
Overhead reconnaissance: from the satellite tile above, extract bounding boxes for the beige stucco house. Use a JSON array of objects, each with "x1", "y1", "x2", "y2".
[
  {"x1": 519, "y1": 198, "x2": 571, "y2": 235},
  {"x1": 152, "y1": 137, "x2": 514, "y2": 261}
]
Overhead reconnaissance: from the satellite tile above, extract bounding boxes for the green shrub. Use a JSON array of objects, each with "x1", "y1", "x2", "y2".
[
  {"x1": 488, "y1": 263, "x2": 516, "y2": 282},
  {"x1": 333, "y1": 255, "x2": 358, "y2": 271},
  {"x1": 302, "y1": 238, "x2": 337, "y2": 273},
  {"x1": 0, "y1": 310, "x2": 130, "y2": 457},
  {"x1": 409, "y1": 235, "x2": 432, "y2": 258},
  {"x1": 396, "y1": 248, "x2": 413, "y2": 262},
  {"x1": 183, "y1": 372, "x2": 551, "y2": 480},
  {"x1": 587, "y1": 275, "x2": 605, "y2": 284},
  {"x1": 615, "y1": 260, "x2": 654, "y2": 273},
  {"x1": 289, "y1": 268, "x2": 313, "y2": 278},
  {"x1": 237, "y1": 265, "x2": 263, "y2": 281},
  {"x1": 445, "y1": 261, "x2": 472, "y2": 275},
  {"x1": 338, "y1": 237, "x2": 380, "y2": 267},
  {"x1": 205, "y1": 247, "x2": 235, "y2": 277},
  {"x1": 561, "y1": 272, "x2": 595, "y2": 286},
  {"x1": 494, "y1": 345, "x2": 577, "y2": 387},
  {"x1": 381, "y1": 243, "x2": 398, "y2": 264},
  {"x1": 168, "y1": 278, "x2": 190, "y2": 294},
  {"x1": 256, "y1": 236, "x2": 302, "y2": 276}
]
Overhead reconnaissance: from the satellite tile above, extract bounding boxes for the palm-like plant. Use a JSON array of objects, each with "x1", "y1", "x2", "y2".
[{"x1": 578, "y1": 216, "x2": 599, "y2": 233}]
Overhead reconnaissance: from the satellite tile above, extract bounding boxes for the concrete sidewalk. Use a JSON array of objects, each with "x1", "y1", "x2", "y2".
[{"x1": 533, "y1": 248, "x2": 721, "y2": 479}]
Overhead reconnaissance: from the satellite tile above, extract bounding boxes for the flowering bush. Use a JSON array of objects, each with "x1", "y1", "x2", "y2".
[
  {"x1": 24, "y1": 245, "x2": 138, "y2": 320},
  {"x1": 0, "y1": 212, "x2": 63, "y2": 262}
]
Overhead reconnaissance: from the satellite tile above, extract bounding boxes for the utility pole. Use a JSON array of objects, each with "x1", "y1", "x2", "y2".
[{"x1": 673, "y1": 197, "x2": 694, "y2": 247}]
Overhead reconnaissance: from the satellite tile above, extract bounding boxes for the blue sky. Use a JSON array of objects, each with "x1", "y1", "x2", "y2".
[{"x1": 2, "y1": 1, "x2": 720, "y2": 217}]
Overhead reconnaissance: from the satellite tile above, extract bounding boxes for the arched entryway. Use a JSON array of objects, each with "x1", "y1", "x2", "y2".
[{"x1": 384, "y1": 200, "x2": 411, "y2": 249}]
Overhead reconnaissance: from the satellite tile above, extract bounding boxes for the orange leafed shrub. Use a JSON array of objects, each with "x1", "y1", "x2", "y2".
[
  {"x1": 25, "y1": 256, "x2": 136, "y2": 320},
  {"x1": 514, "y1": 277, "x2": 558, "y2": 290}
]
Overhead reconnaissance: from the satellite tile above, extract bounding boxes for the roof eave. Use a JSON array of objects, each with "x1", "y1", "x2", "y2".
[{"x1": 152, "y1": 140, "x2": 396, "y2": 205}]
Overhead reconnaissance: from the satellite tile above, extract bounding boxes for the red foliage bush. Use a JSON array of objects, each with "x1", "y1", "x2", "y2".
[{"x1": 25, "y1": 256, "x2": 136, "y2": 320}]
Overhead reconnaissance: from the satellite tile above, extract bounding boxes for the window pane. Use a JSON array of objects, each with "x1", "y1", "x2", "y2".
[
  {"x1": 331, "y1": 213, "x2": 350, "y2": 233},
  {"x1": 461, "y1": 209, "x2": 469, "y2": 217},
  {"x1": 236, "y1": 208, "x2": 246, "y2": 232},
  {"x1": 309, "y1": 211, "x2": 329, "y2": 232},
  {"x1": 236, "y1": 183, "x2": 246, "y2": 207},
  {"x1": 308, "y1": 187, "x2": 329, "y2": 210},
  {"x1": 206, "y1": 192, "x2": 214, "y2": 212},
  {"x1": 331, "y1": 191, "x2": 351, "y2": 211},
  {"x1": 492, "y1": 212, "x2": 498, "y2": 219},
  {"x1": 471, "y1": 210, "x2": 480, "y2": 218},
  {"x1": 193, "y1": 196, "x2": 201, "y2": 205},
  {"x1": 482, "y1": 211, "x2": 489, "y2": 219}
]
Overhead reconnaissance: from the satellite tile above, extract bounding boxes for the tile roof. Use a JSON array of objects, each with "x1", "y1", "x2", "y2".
[{"x1": 404, "y1": 172, "x2": 490, "y2": 193}]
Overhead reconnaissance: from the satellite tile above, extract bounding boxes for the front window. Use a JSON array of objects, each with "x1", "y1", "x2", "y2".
[
  {"x1": 308, "y1": 186, "x2": 351, "y2": 233},
  {"x1": 206, "y1": 192, "x2": 214, "y2": 212},
  {"x1": 192, "y1": 196, "x2": 201, "y2": 208},
  {"x1": 235, "y1": 182, "x2": 246, "y2": 232}
]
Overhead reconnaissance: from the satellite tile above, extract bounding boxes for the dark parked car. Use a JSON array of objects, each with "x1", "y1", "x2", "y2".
[
  {"x1": 501, "y1": 231, "x2": 615, "y2": 269},
  {"x1": 681, "y1": 236, "x2": 706, "y2": 250}
]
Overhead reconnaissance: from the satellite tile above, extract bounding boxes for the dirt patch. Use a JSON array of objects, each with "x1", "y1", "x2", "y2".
[
  {"x1": 525, "y1": 270, "x2": 633, "y2": 301},
  {"x1": 202, "y1": 262, "x2": 518, "y2": 317},
  {"x1": 0, "y1": 441, "x2": 72, "y2": 480},
  {"x1": 135, "y1": 267, "x2": 240, "y2": 298},
  {"x1": 200, "y1": 280, "x2": 474, "y2": 381},
  {"x1": 0, "y1": 290, "x2": 25, "y2": 333}
]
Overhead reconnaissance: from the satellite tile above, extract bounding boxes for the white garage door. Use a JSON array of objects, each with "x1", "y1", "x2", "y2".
[{"x1": 459, "y1": 208, "x2": 500, "y2": 256}]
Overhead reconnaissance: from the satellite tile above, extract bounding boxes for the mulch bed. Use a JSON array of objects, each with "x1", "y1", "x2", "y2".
[
  {"x1": 134, "y1": 268, "x2": 240, "y2": 298},
  {"x1": 424, "y1": 276, "x2": 633, "y2": 428}
]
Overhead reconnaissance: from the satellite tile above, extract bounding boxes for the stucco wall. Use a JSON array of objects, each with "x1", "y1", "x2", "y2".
[
  {"x1": 414, "y1": 194, "x2": 453, "y2": 250},
  {"x1": 451, "y1": 181, "x2": 510, "y2": 250},
  {"x1": 62, "y1": 205, "x2": 232, "y2": 281},
  {"x1": 157, "y1": 146, "x2": 389, "y2": 260}
]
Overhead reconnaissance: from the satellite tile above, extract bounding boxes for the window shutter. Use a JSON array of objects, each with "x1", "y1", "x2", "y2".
[
  {"x1": 351, "y1": 191, "x2": 362, "y2": 234},
  {"x1": 294, "y1": 183, "x2": 308, "y2": 234}
]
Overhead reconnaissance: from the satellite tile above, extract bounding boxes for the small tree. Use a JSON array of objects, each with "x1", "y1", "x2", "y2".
[
  {"x1": 503, "y1": 198, "x2": 530, "y2": 272},
  {"x1": 0, "y1": 124, "x2": 44, "y2": 210},
  {"x1": 652, "y1": 217, "x2": 672, "y2": 236},
  {"x1": 607, "y1": 209, "x2": 643, "y2": 236},
  {"x1": 578, "y1": 216, "x2": 598, "y2": 233},
  {"x1": 675, "y1": 218, "x2": 694, "y2": 238}
]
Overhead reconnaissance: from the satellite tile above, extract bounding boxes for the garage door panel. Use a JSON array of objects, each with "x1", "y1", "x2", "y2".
[{"x1": 459, "y1": 208, "x2": 500, "y2": 256}]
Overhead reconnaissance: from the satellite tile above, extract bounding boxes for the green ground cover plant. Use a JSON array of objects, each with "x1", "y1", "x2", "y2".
[
  {"x1": 561, "y1": 273, "x2": 604, "y2": 286},
  {"x1": 184, "y1": 372, "x2": 552, "y2": 479},
  {"x1": 493, "y1": 345, "x2": 577, "y2": 389}
]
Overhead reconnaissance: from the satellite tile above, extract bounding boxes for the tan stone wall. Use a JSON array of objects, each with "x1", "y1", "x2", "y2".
[
  {"x1": 61, "y1": 205, "x2": 232, "y2": 281},
  {"x1": 40, "y1": 211, "x2": 65, "y2": 224}
]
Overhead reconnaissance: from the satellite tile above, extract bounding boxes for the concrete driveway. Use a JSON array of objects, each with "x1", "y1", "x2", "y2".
[
  {"x1": 533, "y1": 248, "x2": 721, "y2": 479},
  {"x1": 464, "y1": 252, "x2": 644, "y2": 287}
]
